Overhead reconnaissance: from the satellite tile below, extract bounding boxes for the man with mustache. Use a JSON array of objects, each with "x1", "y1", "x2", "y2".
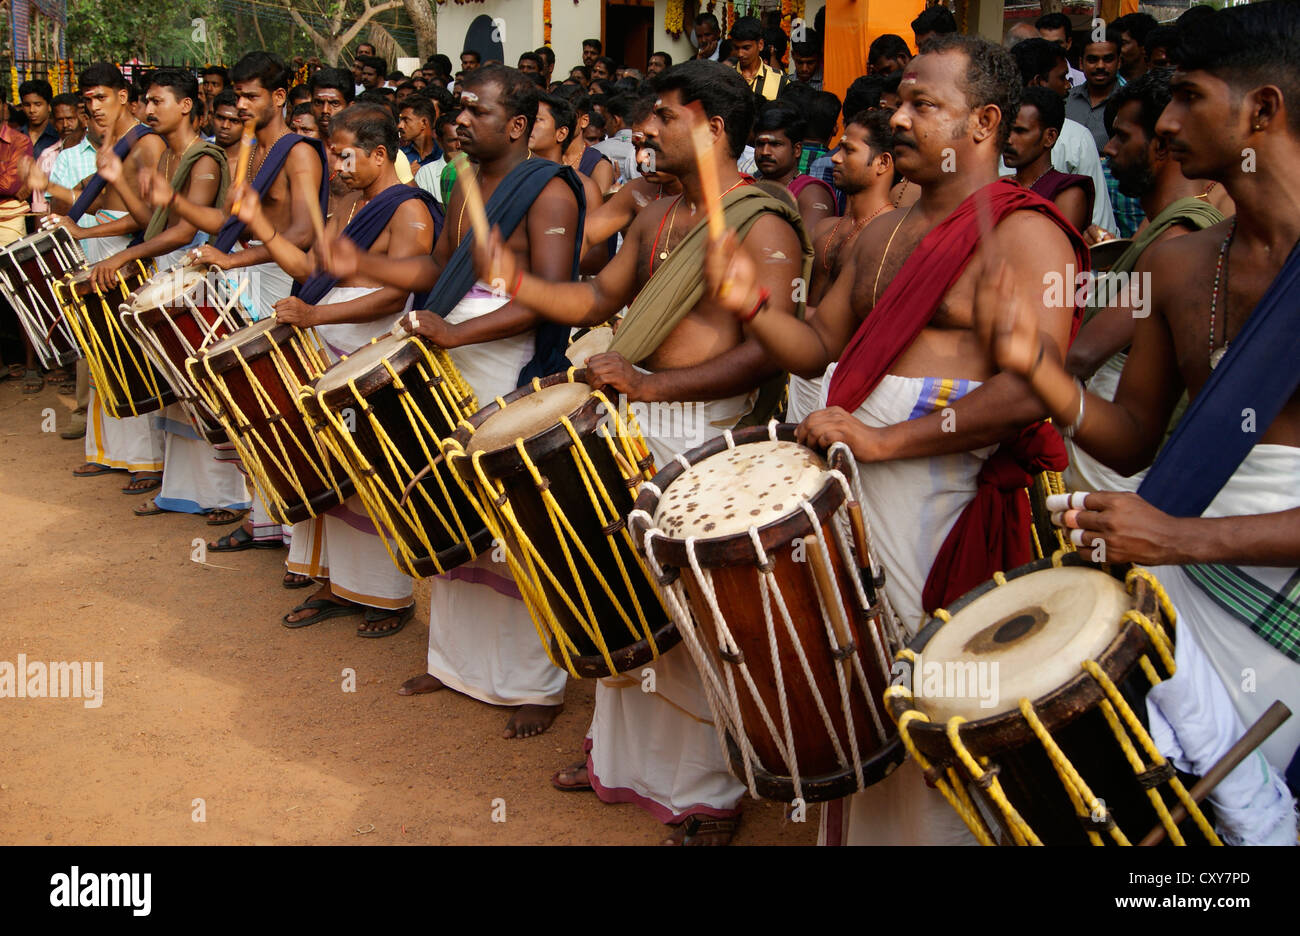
[
  {"x1": 752, "y1": 100, "x2": 838, "y2": 231},
  {"x1": 1003, "y1": 86, "x2": 1093, "y2": 233},
  {"x1": 979, "y1": 2, "x2": 1300, "y2": 817},
  {"x1": 709, "y1": 35, "x2": 1085, "y2": 844}
]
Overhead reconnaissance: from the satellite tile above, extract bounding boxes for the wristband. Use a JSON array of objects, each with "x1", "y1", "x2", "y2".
[
  {"x1": 739, "y1": 286, "x2": 771, "y2": 323},
  {"x1": 1061, "y1": 378, "x2": 1087, "y2": 438},
  {"x1": 1026, "y1": 338, "x2": 1046, "y2": 380},
  {"x1": 509, "y1": 270, "x2": 524, "y2": 302}
]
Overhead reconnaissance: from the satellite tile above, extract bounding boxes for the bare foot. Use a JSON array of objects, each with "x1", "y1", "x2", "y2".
[
  {"x1": 662, "y1": 814, "x2": 740, "y2": 846},
  {"x1": 283, "y1": 584, "x2": 361, "y2": 626},
  {"x1": 503, "y1": 703, "x2": 563, "y2": 739},
  {"x1": 550, "y1": 759, "x2": 592, "y2": 792},
  {"x1": 397, "y1": 673, "x2": 445, "y2": 696}
]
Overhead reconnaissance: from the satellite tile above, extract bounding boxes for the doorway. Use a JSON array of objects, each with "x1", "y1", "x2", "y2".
[{"x1": 605, "y1": 0, "x2": 655, "y2": 73}]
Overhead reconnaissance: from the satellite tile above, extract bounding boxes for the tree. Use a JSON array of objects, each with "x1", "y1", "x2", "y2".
[
  {"x1": 280, "y1": 0, "x2": 404, "y2": 66},
  {"x1": 401, "y1": 0, "x2": 437, "y2": 62}
]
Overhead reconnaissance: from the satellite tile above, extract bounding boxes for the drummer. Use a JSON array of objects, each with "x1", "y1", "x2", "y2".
[
  {"x1": 320, "y1": 64, "x2": 585, "y2": 737},
  {"x1": 77, "y1": 69, "x2": 251, "y2": 523},
  {"x1": 226, "y1": 102, "x2": 436, "y2": 638},
  {"x1": 474, "y1": 60, "x2": 810, "y2": 844},
  {"x1": 41, "y1": 63, "x2": 167, "y2": 496},
  {"x1": 707, "y1": 36, "x2": 1086, "y2": 844}
]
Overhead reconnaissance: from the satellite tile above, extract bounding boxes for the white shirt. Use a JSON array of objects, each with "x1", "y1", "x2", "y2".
[
  {"x1": 415, "y1": 157, "x2": 447, "y2": 205},
  {"x1": 1000, "y1": 117, "x2": 1117, "y2": 233},
  {"x1": 591, "y1": 129, "x2": 640, "y2": 185},
  {"x1": 1067, "y1": 63, "x2": 1086, "y2": 89}
]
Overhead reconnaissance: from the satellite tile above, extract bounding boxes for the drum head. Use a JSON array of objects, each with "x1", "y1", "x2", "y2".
[
  {"x1": 316, "y1": 332, "x2": 411, "y2": 395},
  {"x1": 653, "y1": 440, "x2": 826, "y2": 539},
  {"x1": 913, "y1": 565, "x2": 1128, "y2": 722},
  {"x1": 467, "y1": 380, "x2": 592, "y2": 456},
  {"x1": 130, "y1": 268, "x2": 206, "y2": 310},
  {"x1": 202, "y1": 316, "x2": 278, "y2": 356},
  {"x1": 565, "y1": 327, "x2": 613, "y2": 366},
  {"x1": 1089, "y1": 237, "x2": 1132, "y2": 272}
]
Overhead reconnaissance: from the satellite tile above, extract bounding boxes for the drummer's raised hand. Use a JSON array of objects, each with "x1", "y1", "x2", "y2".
[
  {"x1": 585, "y1": 351, "x2": 646, "y2": 401},
  {"x1": 41, "y1": 213, "x2": 78, "y2": 238},
  {"x1": 272, "y1": 296, "x2": 316, "y2": 328},
  {"x1": 97, "y1": 146, "x2": 124, "y2": 186},
  {"x1": 228, "y1": 182, "x2": 263, "y2": 226},
  {"x1": 400, "y1": 310, "x2": 454, "y2": 348},
  {"x1": 473, "y1": 226, "x2": 515, "y2": 297},
  {"x1": 21, "y1": 155, "x2": 47, "y2": 194},
  {"x1": 972, "y1": 259, "x2": 1040, "y2": 380},
  {"x1": 139, "y1": 166, "x2": 175, "y2": 209},
  {"x1": 703, "y1": 229, "x2": 758, "y2": 318},
  {"x1": 320, "y1": 234, "x2": 360, "y2": 279}
]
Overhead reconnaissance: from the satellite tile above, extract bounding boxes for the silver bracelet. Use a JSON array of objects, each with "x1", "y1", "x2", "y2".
[{"x1": 1061, "y1": 378, "x2": 1086, "y2": 438}]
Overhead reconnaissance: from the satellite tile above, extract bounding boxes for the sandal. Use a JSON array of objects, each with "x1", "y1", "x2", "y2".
[
  {"x1": 133, "y1": 498, "x2": 165, "y2": 516},
  {"x1": 205, "y1": 507, "x2": 250, "y2": 526},
  {"x1": 662, "y1": 814, "x2": 740, "y2": 846},
  {"x1": 356, "y1": 604, "x2": 414, "y2": 639},
  {"x1": 283, "y1": 597, "x2": 363, "y2": 628},
  {"x1": 73, "y1": 463, "x2": 116, "y2": 477},
  {"x1": 22, "y1": 369, "x2": 43, "y2": 393},
  {"x1": 283, "y1": 571, "x2": 314, "y2": 589},
  {"x1": 121, "y1": 472, "x2": 162, "y2": 494},
  {"x1": 6, "y1": 362, "x2": 24, "y2": 380},
  {"x1": 550, "y1": 760, "x2": 593, "y2": 793},
  {"x1": 209, "y1": 527, "x2": 282, "y2": 552}
]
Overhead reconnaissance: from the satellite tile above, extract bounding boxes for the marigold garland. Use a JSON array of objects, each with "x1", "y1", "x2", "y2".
[
  {"x1": 665, "y1": 0, "x2": 684, "y2": 37},
  {"x1": 544, "y1": 0, "x2": 553, "y2": 45}
]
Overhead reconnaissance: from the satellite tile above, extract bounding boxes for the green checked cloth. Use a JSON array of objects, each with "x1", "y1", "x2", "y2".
[{"x1": 1183, "y1": 563, "x2": 1300, "y2": 663}]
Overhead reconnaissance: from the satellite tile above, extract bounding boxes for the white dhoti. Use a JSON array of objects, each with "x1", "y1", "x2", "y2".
[
  {"x1": 423, "y1": 284, "x2": 566, "y2": 706},
  {"x1": 80, "y1": 226, "x2": 166, "y2": 472},
  {"x1": 818, "y1": 370, "x2": 991, "y2": 845},
  {"x1": 587, "y1": 387, "x2": 757, "y2": 822},
  {"x1": 1146, "y1": 443, "x2": 1300, "y2": 776},
  {"x1": 786, "y1": 372, "x2": 823, "y2": 424},
  {"x1": 1064, "y1": 352, "x2": 1144, "y2": 493},
  {"x1": 151, "y1": 405, "x2": 250, "y2": 514},
  {"x1": 285, "y1": 286, "x2": 413, "y2": 609}
]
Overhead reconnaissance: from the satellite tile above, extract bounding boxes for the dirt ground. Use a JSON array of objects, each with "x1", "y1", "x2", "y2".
[{"x1": 0, "y1": 378, "x2": 815, "y2": 846}]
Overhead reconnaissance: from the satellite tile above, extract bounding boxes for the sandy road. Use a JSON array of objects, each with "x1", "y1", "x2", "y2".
[{"x1": 0, "y1": 379, "x2": 814, "y2": 845}]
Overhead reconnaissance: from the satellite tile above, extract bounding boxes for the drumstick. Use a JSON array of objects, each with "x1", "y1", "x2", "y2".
[
  {"x1": 846, "y1": 501, "x2": 872, "y2": 573},
  {"x1": 689, "y1": 116, "x2": 726, "y2": 241},
  {"x1": 1138, "y1": 700, "x2": 1291, "y2": 847},
  {"x1": 804, "y1": 533, "x2": 855, "y2": 677},
  {"x1": 452, "y1": 153, "x2": 490, "y2": 249},
  {"x1": 398, "y1": 456, "x2": 442, "y2": 507},
  {"x1": 230, "y1": 119, "x2": 257, "y2": 215}
]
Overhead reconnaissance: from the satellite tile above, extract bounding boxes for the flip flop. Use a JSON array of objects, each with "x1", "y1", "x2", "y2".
[
  {"x1": 356, "y1": 604, "x2": 414, "y2": 639},
  {"x1": 550, "y1": 761, "x2": 593, "y2": 793},
  {"x1": 209, "y1": 527, "x2": 283, "y2": 552},
  {"x1": 283, "y1": 597, "x2": 363, "y2": 628},
  {"x1": 132, "y1": 498, "x2": 165, "y2": 516},
  {"x1": 283, "y1": 572, "x2": 314, "y2": 589},
  {"x1": 121, "y1": 473, "x2": 162, "y2": 495},
  {"x1": 22, "y1": 370, "x2": 44, "y2": 393},
  {"x1": 73, "y1": 463, "x2": 115, "y2": 478},
  {"x1": 205, "y1": 507, "x2": 250, "y2": 526}
]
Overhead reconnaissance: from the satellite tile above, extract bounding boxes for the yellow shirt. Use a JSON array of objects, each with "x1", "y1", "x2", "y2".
[
  {"x1": 737, "y1": 60, "x2": 785, "y2": 101},
  {"x1": 395, "y1": 150, "x2": 414, "y2": 184}
]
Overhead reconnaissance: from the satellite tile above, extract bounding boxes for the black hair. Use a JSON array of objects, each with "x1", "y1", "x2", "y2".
[
  {"x1": 212, "y1": 88, "x2": 238, "y2": 112},
  {"x1": 611, "y1": 77, "x2": 640, "y2": 95},
  {"x1": 921, "y1": 34, "x2": 1022, "y2": 147},
  {"x1": 330, "y1": 102, "x2": 399, "y2": 161},
  {"x1": 913, "y1": 6, "x2": 958, "y2": 38},
  {"x1": 51, "y1": 92, "x2": 80, "y2": 110},
  {"x1": 1009, "y1": 37, "x2": 1067, "y2": 86},
  {"x1": 430, "y1": 54, "x2": 453, "y2": 77},
  {"x1": 147, "y1": 67, "x2": 199, "y2": 107},
  {"x1": 1034, "y1": 12, "x2": 1072, "y2": 35},
  {"x1": 355, "y1": 90, "x2": 391, "y2": 107},
  {"x1": 201, "y1": 65, "x2": 229, "y2": 83},
  {"x1": 1176, "y1": 4, "x2": 1216, "y2": 29},
  {"x1": 808, "y1": 90, "x2": 841, "y2": 143},
  {"x1": 848, "y1": 108, "x2": 896, "y2": 157},
  {"x1": 844, "y1": 74, "x2": 887, "y2": 115},
  {"x1": 792, "y1": 29, "x2": 822, "y2": 60},
  {"x1": 779, "y1": 81, "x2": 816, "y2": 108},
  {"x1": 18, "y1": 79, "x2": 52, "y2": 104},
  {"x1": 754, "y1": 100, "x2": 807, "y2": 143},
  {"x1": 730, "y1": 16, "x2": 763, "y2": 43},
  {"x1": 535, "y1": 46, "x2": 556, "y2": 68},
  {"x1": 882, "y1": 70, "x2": 903, "y2": 95},
  {"x1": 356, "y1": 55, "x2": 387, "y2": 77},
  {"x1": 570, "y1": 65, "x2": 591, "y2": 81},
  {"x1": 1020, "y1": 84, "x2": 1065, "y2": 133},
  {"x1": 602, "y1": 93, "x2": 638, "y2": 123},
  {"x1": 1170, "y1": 0, "x2": 1300, "y2": 133},
  {"x1": 309, "y1": 66, "x2": 355, "y2": 104},
  {"x1": 868, "y1": 33, "x2": 910, "y2": 67},
  {"x1": 461, "y1": 49, "x2": 482, "y2": 64},
  {"x1": 595, "y1": 56, "x2": 618, "y2": 76},
  {"x1": 538, "y1": 92, "x2": 578, "y2": 152},
  {"x1": 290, "y1": 102, "x2": 316, "y2": 122},
  {"x1": 650, "y1": 51, "x2": 673, "y2": 68},
  {"x1": 78, "y1": 62, "x2": 127, "y2": 92},
  {"x1": 400, "y1": 92, "x2": 439, "y2": 127},
  {"x1": 230, "y1": 51, "x2": 292, "y2": 92},
  {"x1": 462, "y1": 64, "x2": 541, "y2": 136},
  {"x1": 583, "y1": 39, "x2": 603, "y2": 54},
  {"x1": 356, "y1": 42, "x2": 376, "y2": 55},
  {"x1": 1104, "y1": 66, "x2": 1172, "y2": 140},
  {"x1": 764, "y1": 27, "x2": 789, "y2": 60},
  {"x1": 1144, "y1": 25, "x2": 1179, "y2": 59},
  {"x1": 289, "y1": 84, "x2": 312, "y2": 105},
  {"x1": 651, "y1": 59, "x2": 756, "y2": 159},
  {"x1": 695, "y1": 12, "x2": 720, "y2": 32},
  {"x1": 1114, "y1": 12, "x2": 1159, "y2": 47},
  {"x1": 519, "y1": 52, "x2": 544, "y2": 70},
  {"x1": 586, "y1": 110, "x2": 606, "y2": 133}
]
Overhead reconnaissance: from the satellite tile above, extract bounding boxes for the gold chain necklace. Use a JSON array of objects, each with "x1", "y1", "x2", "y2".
[
  {"x1": 248, "y1": 128, "x2": 290, "y2": 181},
  {"x1": 873, "y1": 205, "x2": 914, "y2": 306}
]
